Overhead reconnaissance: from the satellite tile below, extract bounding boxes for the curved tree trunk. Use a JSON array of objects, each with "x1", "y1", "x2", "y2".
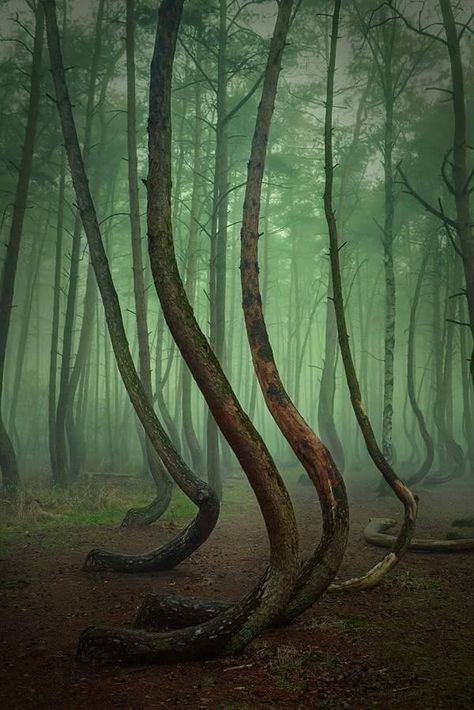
[
  {"x1": 406, "y1": 245, "x2": 435, "y2": 485},
  {"x1": 318, "y1": 67, "x2": 371, "y2": 476},
  {"x1": 181, "y1": 73, "x2": 205, "y2": 474},
  {"x1": 0, "y1": 3, "x2": 44, "y2": 495},
  {"x1": 322, "y1": 0, "x2": 417, "y2": 590},
  {"x1": 44, "y1": 0, "x2": 218, "y2": 578},
  {"x1": 45, "y1": 0, "x2": 299, "y2": 665},
  {"x1": 138, "y1": 0, "x2": 349, "y2": 634},
  {"x1": 365, "y1": 518, "x2": 474, "y2": 553},
  {"x1": 206, "y1": 0, "x2": 229, "y2": 501},
  {"x1": 65, "y1": 49, "x2": 126, "y2": 484},
  {"x1": 120, "y1": 0, "x2": 172, "y2": 528},
  {"x1": 54, "y1": 0, "x2": 104, "y2": 487},
  {"x1": 238, "y1": 0, "x2": 349, "y2": 618}
]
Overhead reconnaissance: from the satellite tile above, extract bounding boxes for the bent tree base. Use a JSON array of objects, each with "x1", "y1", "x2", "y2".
[
  {"x1": 120, "y1": 481, "x2": 173, "y2": 529},
  {"x1": 46, "y1": 0, "x2": 301, "y2": 666},
  {"x1": 76, "y1": 583, "x2": 290, "y2": 665},
  {"x1": 83, "y1": 492, "x2": 219, "y2": 573},
  {"x1": 364, "y1": 518, "x2": 474, "y2": 552},
  {"x1": 135, "y1": 594, "x2": 230, "y2": 630}
]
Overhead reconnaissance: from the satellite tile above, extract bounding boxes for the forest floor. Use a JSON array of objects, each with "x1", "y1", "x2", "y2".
[{"x1": 0, "y1": 475, "x2": 473, "y2": 710}]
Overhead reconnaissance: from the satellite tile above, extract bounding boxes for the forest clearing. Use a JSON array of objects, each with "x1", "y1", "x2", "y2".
[{"x1": 0, "y1": 0, "x2": 473, "y2": 707}]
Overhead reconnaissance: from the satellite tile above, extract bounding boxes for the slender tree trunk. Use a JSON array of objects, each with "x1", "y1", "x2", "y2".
[
  {"x1": 121, "y1": 0, "x2": 172, "y2": 527},
  {"x1": 66, "y1": 50, "x2": 126, "y2": 482},
  {"x1": 181, "y1": 74, "x2": 205, "y2": 474},
  {"x1": 65, "y1": 264, "x2": 96, "y2": 481},
  {"x1": 45, "y1": 0, "x2": 301, "y2": 663},
  {"x1": 43, "y1": 0, "x2": 220, "y2": 586},
  {"x1": 323, "y1": 0, "x2": 417, "y2": 587},
  {"x1": 381, "y1": 86, "x2": 396, "y2": 464},
  {"x1": 206, "y1": 0, "x2": 229, "y2": 499},
  {"x1": 460, "y1": 300, "x2": 474, "y2": 474},
  {"x1": 430, "y1": 246, "x2": 464, "y2": 481},
  {"x1": 155, "y1": 311, "x2": 181, "y2": 452},
  {"x1": 0, "y1": 3, "x2": 44, "y2": 494},
  {"x1": 318, "y1": 271, "x2": 345, "y2": 471},
  {"x1": 48, "y1": 151, "x2": 65, "y2": 478},
  {"x1": 8, "y1": 212, "x2": 49, "y2": 434},
  {"x1": 406, "y1": 245, "x2": 435, "y2": 485},
  {"x1": 318, "y1": 63, "x2": 370, "y2": 476},
  {"x1": 238, "y1": 0, "x2": 348, "y2": 616},
  {"x1": 54, "y1": 0, "x2": 105, "y2": 486}
]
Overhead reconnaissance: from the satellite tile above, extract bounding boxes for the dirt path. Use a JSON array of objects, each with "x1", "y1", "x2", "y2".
[{"x1": 0, "y1": 480, "x2": 473, "y2": 709}]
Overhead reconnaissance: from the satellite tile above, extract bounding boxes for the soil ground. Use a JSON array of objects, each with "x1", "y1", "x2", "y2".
[{"x1": 0, "y1": 478, "x2": 473, "y2": 709}]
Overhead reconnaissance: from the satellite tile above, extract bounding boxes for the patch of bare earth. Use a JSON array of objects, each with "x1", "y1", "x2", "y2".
[{"x1": 0, "y1": 480, "x2": 473, "y2": 709}]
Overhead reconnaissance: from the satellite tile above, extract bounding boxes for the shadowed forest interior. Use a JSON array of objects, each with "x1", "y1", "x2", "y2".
[{"x1": 0, "y1": 0, "x2": 473, "y2": 708}]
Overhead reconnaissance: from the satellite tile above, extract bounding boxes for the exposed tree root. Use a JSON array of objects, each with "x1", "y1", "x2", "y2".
[
  {"x1": 364, "y1": 517, "x2": 474, "y2": 552},
  {"x1": 135, "y1": 594, "x2": 230, "y2": 631},
  {"x1": 77, "y1": 577, "x2": 294, "y2": 665}
]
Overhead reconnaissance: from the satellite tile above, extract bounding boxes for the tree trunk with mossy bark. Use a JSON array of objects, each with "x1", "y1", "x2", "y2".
[
  {"x1": 120, "y1": 0, "x2": 172, "y2": 528},
  {"x1": 238, "y1": 0, "x2": 349, "y2": 615},
  {"x1": 137, "y1": 0, "x2": 350, "y2": 633},
  {"x1": 43, "y1": 0, "x2": 219, "y2": 581},
  {"x1": 45, "y1": 0, "x2": 299, "y2": 665}
]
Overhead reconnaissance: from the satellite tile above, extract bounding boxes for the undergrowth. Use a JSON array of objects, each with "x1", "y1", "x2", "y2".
[{"x1": 0, "y1": 475, "x2": 249, "y2": 543}]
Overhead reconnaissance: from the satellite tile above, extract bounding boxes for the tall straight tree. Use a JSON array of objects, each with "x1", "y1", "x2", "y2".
[{"x1": 0, "y1": 3, "x2": 44, "y2": 494}]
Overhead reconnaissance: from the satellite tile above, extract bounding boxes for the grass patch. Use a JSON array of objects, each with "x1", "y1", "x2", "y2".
[{"x1": 0, "y1": 476, "x2": 250, "y2": 545}]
